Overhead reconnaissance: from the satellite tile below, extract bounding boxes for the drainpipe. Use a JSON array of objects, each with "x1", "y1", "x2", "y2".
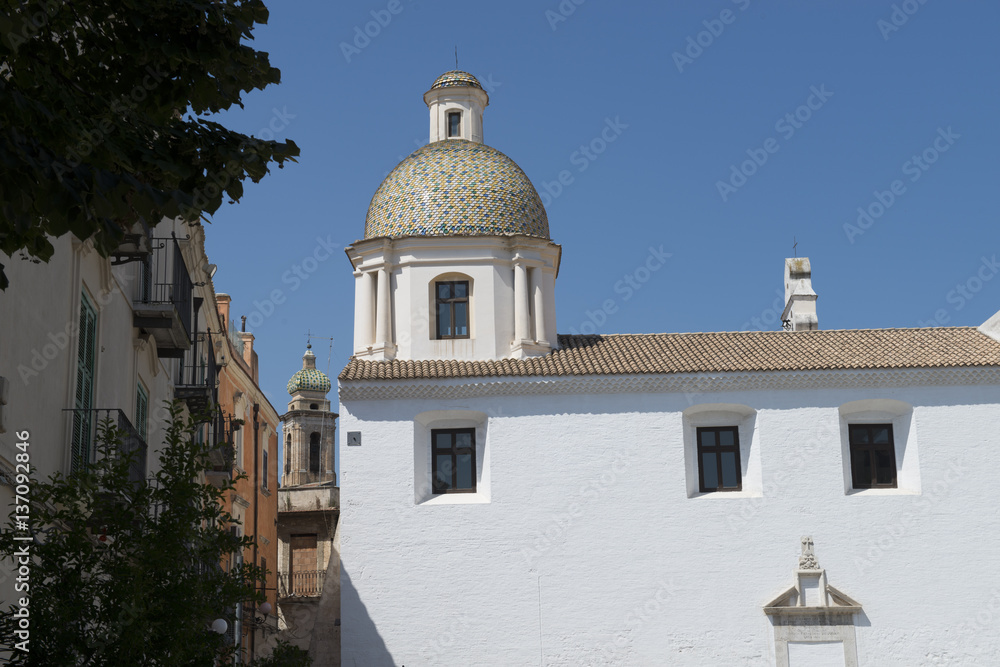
[{"x1": 251, "y1": 402, "x2": 260, "y2": 660}]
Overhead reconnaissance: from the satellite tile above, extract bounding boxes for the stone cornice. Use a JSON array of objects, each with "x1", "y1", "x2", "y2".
[{"x1": 339, "y1": 366, "x2": 1000, "y2": 402}]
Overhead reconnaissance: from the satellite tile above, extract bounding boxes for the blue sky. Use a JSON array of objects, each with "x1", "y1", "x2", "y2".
[{"x1": 203, "y1": 0, "x2": 1000, "y2": 461}]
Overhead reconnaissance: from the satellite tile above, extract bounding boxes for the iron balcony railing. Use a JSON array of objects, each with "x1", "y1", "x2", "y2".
[
  {"x1": 203, "y1": 411, "x2": 240, "y2": 491},
  {"x1": 66, "y1": 408, "x2": 147, "y2": 484},
  {"x1": 176, "y1": 332, "x2": 218, "y2": 413},
  {"x1": 278, "y1": 570, "x2": 326, "y2": 598},
  {"x1": 134, "y1": 235, "x2": 193, "y2": 350}
]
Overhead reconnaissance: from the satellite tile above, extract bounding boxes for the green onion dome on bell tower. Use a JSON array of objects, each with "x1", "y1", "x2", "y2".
[{"x1": 286, "y1": 345, "x2": 331, "y2": 395}]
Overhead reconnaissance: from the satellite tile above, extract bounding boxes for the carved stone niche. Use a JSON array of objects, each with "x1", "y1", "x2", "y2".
[{"x1": 764, "y1": 537, "x2": 862, "y2": 667}]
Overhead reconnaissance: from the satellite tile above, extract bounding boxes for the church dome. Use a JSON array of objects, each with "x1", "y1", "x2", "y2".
[
  {"x1": 431, "y1": 70, "x2": 483, "y2": 90},
  {"x1": 287, "y1": 348, "x2": 331, "y2": 394},
  {"x1": 364, "y1": 139, "x2": 550, "y2": 239}
]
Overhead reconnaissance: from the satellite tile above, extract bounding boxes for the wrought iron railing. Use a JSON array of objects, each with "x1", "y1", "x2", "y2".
[
  {"x1": 176, "y1": 332, "x2": 218, "y2": 412},
  {"x1": 136, "y1": 235, "x2": 193, "y2": 340},
  {"x1": 278, "y1": 570, "x2": 326, "y2": 598},
  {"x1": 206, "y1": 410, "x2": 237, "y2": 471},
  {"x1": 66, "y1": 408, "x2": 147, "y2": 484}
]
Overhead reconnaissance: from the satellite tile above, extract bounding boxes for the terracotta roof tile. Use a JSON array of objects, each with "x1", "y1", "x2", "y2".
[{"x1": 338, "y1": 328, "x2": 1000, "y2": 382}]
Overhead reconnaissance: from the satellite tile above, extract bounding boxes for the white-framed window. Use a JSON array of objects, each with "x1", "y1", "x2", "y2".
[
  {"x1": 683, "y1": 403, "x2": 760, "y2": 498},
  {"x1": 447, "y1": 110, "x2": 461, "y2": 138},
  {"x1": 839, "y1": 399, "x2": 918, "y2": 495},
  {"x1": 413, "y1": 410, "x2": 489, "y2": 505},
  {"x1": 431, "y1": 427, "x2": 476, "y2": 494},
  {"x1": 696, "y1": 426, "x2": 741, "y2": 492},
  {"x1": 430, "y1": 273, "x2": 473, "y2": 341}
]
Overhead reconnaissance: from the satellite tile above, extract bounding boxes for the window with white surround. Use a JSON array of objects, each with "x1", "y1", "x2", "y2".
[
  {"x1": 447, "y1": 111, "x2": 461, "y2": 138},
  {"x1": 430, "y1": 273, "x2": 472, "y2": 341},
  {"x1": 432, "y1": 428, "x2": 476, "y2": 493},
  {"x1": 848, "y1": 423, "x2": 896, "y2": 488},
  {"x1": 683, "y1": 404, "x2": 760, "y2": 498},
  {"x1": 839, "y1": 399, "x2": 918, "y2": 494},
  {"x1": 697, "y1": 426, "x2": 742, "y2": 492},
  {"x1": 413, "y1": 410, "x2": 489, "y2": 505}
]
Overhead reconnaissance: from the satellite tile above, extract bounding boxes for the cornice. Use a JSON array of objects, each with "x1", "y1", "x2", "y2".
[{"x1": 339, "y1": 366, "x2": 1000, "y2": 402}]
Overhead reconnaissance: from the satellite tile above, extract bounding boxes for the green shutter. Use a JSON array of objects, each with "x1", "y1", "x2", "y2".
[
  {"x1": 135, "y1": 384, "x2": 148, "y2": 442},
  {"x1": 72, "y1": 293, "x2": 98, "y2": 472}
]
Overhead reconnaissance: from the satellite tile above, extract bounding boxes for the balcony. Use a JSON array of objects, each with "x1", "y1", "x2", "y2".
[
  {"x1": 176, "y1": 333, "x2": 218, "y2": 414},
  {"x1": 206, "y1": 410, "x2": 236, "y2": 487},
  {"x1": 110, "y1": 218, "x2": 153, "y2": 266},
  {"x1": 278, "y1": 570, "x2": 326, "y2": 598},
  {"x1": 133, "y1": 235, "x2": 193, "y2": 358},
  {"x1": 66, "y1": 408, "x2": 147, "y2": 485}
]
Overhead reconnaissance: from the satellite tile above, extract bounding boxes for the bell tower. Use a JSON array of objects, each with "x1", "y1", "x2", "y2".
[{"x1": 280, "y1": 345, "x2": 337, "y2": 487}]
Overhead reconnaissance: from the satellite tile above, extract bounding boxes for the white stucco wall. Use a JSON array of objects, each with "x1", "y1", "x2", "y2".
[
  {"x1": 340, "y1": 376, "x2": 1000, "y2": 666},
  {"x1": 347, "y1": 236, "x2": 560, "y2": 362}
]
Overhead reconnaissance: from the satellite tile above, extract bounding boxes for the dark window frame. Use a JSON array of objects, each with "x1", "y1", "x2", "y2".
[
  {"x1": 431, "y1": 427, "x2": 476, "y2": 494},
  {"x1": 447, "y1": 111, "x2": 461, "y2": 138},
  {"x1": 262, "y1": 446, "x2": 268, "y2": 490},
  {"x1": 309, "y1": 432, "x2": 320, "y2": 474},
  {"x1": 849, "y1": 423, "x2": 898, "y2": 489},
  {"x1": 696, "y1": 426, "x2": 742, "y2": 493},
  {"x1": 435, "y1": 280, "x2": 470, "y2": 340}
]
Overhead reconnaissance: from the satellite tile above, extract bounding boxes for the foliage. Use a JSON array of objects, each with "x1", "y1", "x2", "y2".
[
  {"x1": 250, "y1": 640, "x2": 313, "y2": 667},
  {"x1": 0, "y1": 0, "x2": 299, "y2": 288},
  {"x1": 0, "y1": 403, "x2": 262, "y2": 665}
]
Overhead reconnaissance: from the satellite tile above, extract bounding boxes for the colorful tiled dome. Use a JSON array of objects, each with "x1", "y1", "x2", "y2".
[
  {"x1": 365, "y1": 140, "x2": 550, "y2": 239},
  {"x1": 431, "y1": 70, "x2": 483, "y2": 90},
  {"x1": 287, "y1": 348, "x2": 331, "y2": 394}
]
